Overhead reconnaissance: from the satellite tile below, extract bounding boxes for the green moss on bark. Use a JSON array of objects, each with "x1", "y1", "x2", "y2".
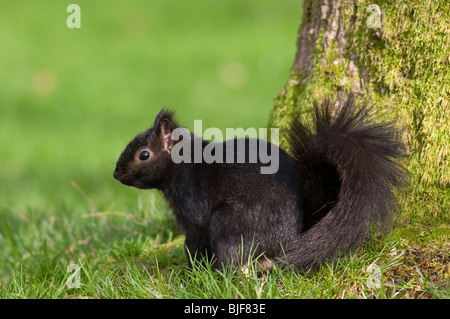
[{"x1": 269, "y1": 0, "x2": 449, "y2": 226}]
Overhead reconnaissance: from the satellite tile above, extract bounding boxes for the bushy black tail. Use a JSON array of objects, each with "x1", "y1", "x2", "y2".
[{"x1": 280, "y1": 95, "x2": 407, "y2": 271}]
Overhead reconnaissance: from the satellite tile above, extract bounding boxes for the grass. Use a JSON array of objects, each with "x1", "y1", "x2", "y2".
[
  {"x1": 1, "y1": 188, "x2": 448, "y2": 299},
  {"x1": 0, "y1": 0, "x2": 448, "y2": 299}
]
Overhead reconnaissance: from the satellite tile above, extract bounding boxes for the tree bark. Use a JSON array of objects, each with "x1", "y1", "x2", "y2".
[{"x1": 269, "y1": 0, "x2": 449, "y2": 224}]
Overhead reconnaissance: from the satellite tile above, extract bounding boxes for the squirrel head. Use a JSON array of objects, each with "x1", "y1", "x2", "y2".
[{"x1": 113, "y1": 108, "x2": 180, "y2": 189}]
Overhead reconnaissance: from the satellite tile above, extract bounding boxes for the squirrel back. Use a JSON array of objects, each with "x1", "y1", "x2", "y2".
[{"x1": 114, "y1": 96, "x2": 406, "y2": 272}]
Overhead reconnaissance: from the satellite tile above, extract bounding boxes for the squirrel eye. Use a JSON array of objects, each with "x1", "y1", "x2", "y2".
[{"x1": 139, "y1": 150, "x2": 151, "y2": 161}]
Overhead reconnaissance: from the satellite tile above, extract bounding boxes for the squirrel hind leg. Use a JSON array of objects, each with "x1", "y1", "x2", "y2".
[{"x1": 241, "y1": 256, "x2": 275, "y2": 277}]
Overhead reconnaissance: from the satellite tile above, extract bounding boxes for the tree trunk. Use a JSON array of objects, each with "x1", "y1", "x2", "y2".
[{"x1": 269, "y1": 0, "x2": 449, "y2": 225}]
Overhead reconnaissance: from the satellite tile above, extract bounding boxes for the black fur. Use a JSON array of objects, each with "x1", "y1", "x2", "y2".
[
  {"x1": 280, "y1": 97, "x2": 407, "y2": 270},
  {"x1": 114, "y1": 96, "x2": 406, "y2": 271}
]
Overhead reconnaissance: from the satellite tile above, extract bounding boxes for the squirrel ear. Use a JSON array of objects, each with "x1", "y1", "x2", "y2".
[{"x1": 154, "y1": 109, "x2": 177, "y2": 153}]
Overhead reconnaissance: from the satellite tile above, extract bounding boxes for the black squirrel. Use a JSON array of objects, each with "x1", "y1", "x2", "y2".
[{"x1": 113, "y1": 96, "x2": 406, "y2": 272}]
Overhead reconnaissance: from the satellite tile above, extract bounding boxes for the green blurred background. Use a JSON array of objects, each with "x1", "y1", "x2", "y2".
[{"x1": 0, "y1": 0, "x2": 301, "y2": 211}]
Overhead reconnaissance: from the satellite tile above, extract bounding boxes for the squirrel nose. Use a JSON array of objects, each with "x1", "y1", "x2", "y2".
[{"x1": 113, "y1": 168, "x2": 120, "y2": 181}]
